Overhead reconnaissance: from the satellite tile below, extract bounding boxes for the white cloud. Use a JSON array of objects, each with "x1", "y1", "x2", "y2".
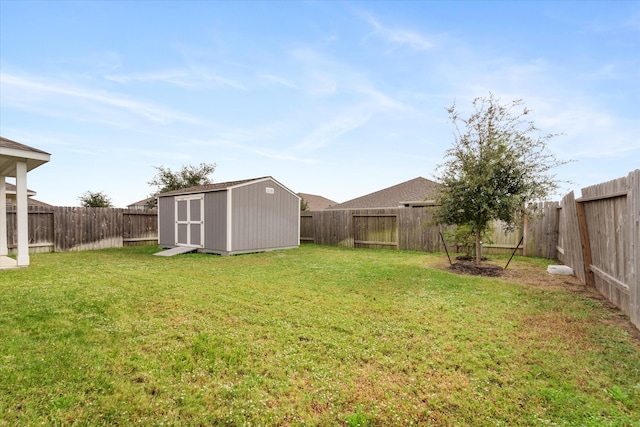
[
  {"x1": 259, "y1": 73, "x2": 299, "y2": 89},
  {"x1": 294, "y1": 104, "x2": 373, "y2": 151},
  {"x1": 105, "y1": 65, "x2": 246, "y2": 90},
  {"x1": 355, "y1": 85, "x2": 413, "y2": 113},
  {"x1": 189, "y1": 138, "x2": 316, "y2": 164},
  {"x1": 0, "y1": 72, "x2": 202, "y2": 125},
  {"x1": 60, "y1": 51, "x2": 123, "y2": 73},
  {"x1": 361, "y1": 13, "x2": 434, "y2": 51},
  {"x1": 201, "y1": 72, "x2": 247, "y2": 90},
  {"x1": 105, "y1": 70, "x2": 195, "y2": 87}
]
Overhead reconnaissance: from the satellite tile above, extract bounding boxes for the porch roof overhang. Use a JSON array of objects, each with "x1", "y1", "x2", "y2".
[{"x1": 0, "y1": 137, "x2": 51, "y2": 177}]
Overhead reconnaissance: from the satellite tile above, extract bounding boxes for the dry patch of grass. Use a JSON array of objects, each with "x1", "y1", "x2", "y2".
[{"x1": 433, "y1": 253, "x2": 640, "y2": 347}]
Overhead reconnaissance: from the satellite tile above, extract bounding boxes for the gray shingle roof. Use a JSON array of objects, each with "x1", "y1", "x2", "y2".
[
  {"x1": 327, "y1": 177, "x2": 440, "y2": 209},
  {"x1": 157, "y1": 176, "x2": 271, "y2": 197},
  {"x1": 0, "y1": 136, "x2": 51, "y2": 176},
  {"x1": 4, "y1": 183, "x2": 51, "y2": 207},
  {"x1": 0, "y1": 136, "x2": 50, "y2": 155},
  {"x1": 5, "y1": 182, "x2": 36, "y2": 196},
  {"x1": 298, "y1": 193, "x2": 337, "y2": 211}
]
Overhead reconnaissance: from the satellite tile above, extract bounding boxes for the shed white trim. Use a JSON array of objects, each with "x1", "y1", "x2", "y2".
[
  {"x1": 226, "y1": 176, "x2": 301, "y2": 200},
  {"x1": 226, "y1": 188, "x2": 233, "y2": 253},
  {"x1": 174, "y1": 194, "x2": 204, "y2": 248}
]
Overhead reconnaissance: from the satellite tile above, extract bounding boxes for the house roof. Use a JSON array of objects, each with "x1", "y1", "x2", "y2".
[
  {"x1": 5, "y1": 182, "x2": 37, "y2": 197},
  {"x1": 157, "y1": 176, "x2": 298, "y2": 198},
  {"x1": 4, "y1": 183, "x2": 52, "y2": 207},
  {"x1": 298, "y1": 193, "x2": 337, "y2": 211},
  {"x1": 327, "y1": 177, "x2": 440, "y2": 210},
  {"x1": 0, "y1": 136, "x2": 51, "y2": 176},
  {"x1": 127, "y1": 196, "x2": 155, "y2": 207},
  {"x1": 5, "y1": 197, "x2": 53, "y2": 208}
]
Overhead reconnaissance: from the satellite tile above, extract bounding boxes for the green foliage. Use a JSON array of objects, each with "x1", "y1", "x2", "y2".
[
  {"x1": 435, "y1": 93, "x2": 568, "y2": 263},
  {"x1": 443, "y1": 224, "x2": 493, "y2": 256},
  {"x1": 146, "y1": 163, "x2": 216, "y2": 208},
  {"x1": 148, "y1": 163, "x2": 216, "y2": 194},
  {"x1": 300, "y1": 197, "x2": 309, "y2": 212},
  {"x1": 77, "y1": 190, "x2": 113, "y2": 207}
]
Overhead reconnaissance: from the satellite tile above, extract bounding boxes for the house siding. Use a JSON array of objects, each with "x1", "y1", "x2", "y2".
[{"x1": 231, "y1": 179, "x2": 299, "y2": 252}]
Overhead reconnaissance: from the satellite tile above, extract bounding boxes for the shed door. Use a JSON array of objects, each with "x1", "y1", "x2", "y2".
[{"x1": 175, "y1": 195, "x2": 204, "y2": 247}]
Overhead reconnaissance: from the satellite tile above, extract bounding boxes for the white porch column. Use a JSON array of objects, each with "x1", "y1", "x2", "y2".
[
  {"x1": 15, "y1": 161, "x2": 29, "y2": 266},
  {"x1": 0, "y1": 176, "x2": 7, "y2": 257}
]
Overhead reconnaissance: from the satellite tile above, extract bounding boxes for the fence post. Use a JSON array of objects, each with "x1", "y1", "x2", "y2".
[
  {"x1": 522, "y1": 213, "x2": 528, "y2": 257},
  {"x1": 629, "y1": 170, "x2": 640, "y2": 328}
]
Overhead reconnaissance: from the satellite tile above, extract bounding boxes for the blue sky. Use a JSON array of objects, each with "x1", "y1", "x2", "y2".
[{"x1": 1, "y1": 1, "x2": 639, "y2": 207}]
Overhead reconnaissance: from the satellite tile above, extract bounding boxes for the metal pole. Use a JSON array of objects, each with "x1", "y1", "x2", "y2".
[
  {"x1": 505, "y1": 236, "x2": 524, "y2": 270},
  {"x1": 439, "y1": 231, "x2": 452, "y2": 265}
]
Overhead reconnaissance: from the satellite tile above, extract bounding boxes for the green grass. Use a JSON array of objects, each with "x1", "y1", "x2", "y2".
[{"x1": 1, "y1": 245, "x2": 639, "y2": 426}]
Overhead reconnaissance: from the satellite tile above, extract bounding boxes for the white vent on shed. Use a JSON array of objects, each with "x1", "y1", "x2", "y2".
[{"x1": 265, "y1": 187, "x2": 274, "y2": 194}]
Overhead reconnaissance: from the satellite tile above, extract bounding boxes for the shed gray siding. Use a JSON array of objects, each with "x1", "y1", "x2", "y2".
[
  {"x1": 156, "y1": 176, "x2": 299, "y2": 254},
  {"x1": 158, "y1": 196, "x2": 175, "y2": 247},
  {"x1": 230, "y1": 179, "x2": 299, "y2": 252},
  {"x1": 203, "y1": 191, "x2": 228, "y2": 252}
]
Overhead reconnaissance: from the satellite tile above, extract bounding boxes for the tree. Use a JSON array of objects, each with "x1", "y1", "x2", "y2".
[
  {"x1": 434, "y1": 93, "x2": 568, "y2": 265},
  {"x1": 78, "y1": 191, "x2": 113, "y2": 208},
  {"x1": 443, "y1": 223, "x2": 493, "y2": 258},
  {"x1": 300, "y1": 197, "x2": 309, "y2": 212},
  {"x1": 147, "y1": 163, "x2": 216, "y2": 207}
]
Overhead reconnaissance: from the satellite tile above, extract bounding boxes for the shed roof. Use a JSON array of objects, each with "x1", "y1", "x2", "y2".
[
  {"x1": 157, "y1": 176, "x2": 298, "y2": 198},
  {"x1": 327, "y1": 177, "x2": 440, "y2": 210},
  {"x1": 0, "y1": 136, "x2": 51, "y2": 176}
]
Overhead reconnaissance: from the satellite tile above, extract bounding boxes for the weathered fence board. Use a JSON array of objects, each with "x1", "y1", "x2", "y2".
[
  {"x1": 526, "y1": 201, "x2": 560, "y2": 259},
  {"x1": 6, "y1": 205, "x2": 54, "y2": 253},
  {"x1": 353, "y1": 214, "x2": 398, "y2": 249},
  {"x1": 482, "y1": 202, "x2": 559, "y2": 258},
  {"x1": 558, "y1": 191, "x2": 586, "y2": 284},
  {"x1": 123, "y1": 210, "x2": 159, "y2": 246},
  {"x1": 397, "y1": 208, "x2": 443, "y2": 252},
  {"x1": 5, "y1": 206, "x2": 158, "y2": 253},
  {"x1": 572, "y1": 170, "x2": 639, "y2": 329},
  {"x1": 303, "y1": 205, "x2": 559, "y2": 257},
  {"x1": 579, "y1": 176, "x2": 629, "y2": 314},
  {"x1": 53, "y1": 207, "x2": 123, "y2": 251},
  {"x1": 300, "y1": 214, "x2": 315, "y2": 243},
  {"x1": 483, "y1": 221, "x2": 523, "y2": 256},
  {"x1": 628, "y1": 170, "x2": 640, "y2": 330},
  {"x1": 302, "y1": 208, "x2": 443, "y2": 252}
]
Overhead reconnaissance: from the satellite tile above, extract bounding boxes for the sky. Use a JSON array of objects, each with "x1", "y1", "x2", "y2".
[{"x1": 1, "y1": 1, "x2": 639, "y2": 208}]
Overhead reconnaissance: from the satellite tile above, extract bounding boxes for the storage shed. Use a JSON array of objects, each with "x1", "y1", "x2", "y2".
[{"x1": 157, "y1": 176, "x2": 300, "y2": 255}]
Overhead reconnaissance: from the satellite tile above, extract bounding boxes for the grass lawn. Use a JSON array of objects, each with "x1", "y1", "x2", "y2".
[{"x1": 1, "y1": 244, "x2": 639, "y2": 426}]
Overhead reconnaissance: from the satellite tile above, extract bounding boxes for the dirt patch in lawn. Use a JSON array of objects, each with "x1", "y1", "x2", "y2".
[
  {"x1": 449, "y1": 261, "x2": 503, "y2": 277},
  {"x1": 428, "y1": 255, "x2": 640, "y2": 346}
]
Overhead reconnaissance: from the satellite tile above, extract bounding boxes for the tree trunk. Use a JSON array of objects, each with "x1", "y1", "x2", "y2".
[{"x1": 475, "y1": 228, "x2": 482, "y2": 265}]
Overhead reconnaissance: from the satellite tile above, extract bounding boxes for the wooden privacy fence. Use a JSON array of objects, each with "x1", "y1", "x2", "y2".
[
  {"x1": 5, "y1": 206, "x2": 158, "y2": 253},
  {"x1": 301, "y1": 208, "x2": 446, "y2": 252},
  {"x1": 556, "y1": 169, "x2": 639, "y2": 330},
  {"x1": 301, "y1": 205, "x2": 559, "y2": 257},
  {"x1": 483, "y1": 201, "x2": 559, "y2": 258}
]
